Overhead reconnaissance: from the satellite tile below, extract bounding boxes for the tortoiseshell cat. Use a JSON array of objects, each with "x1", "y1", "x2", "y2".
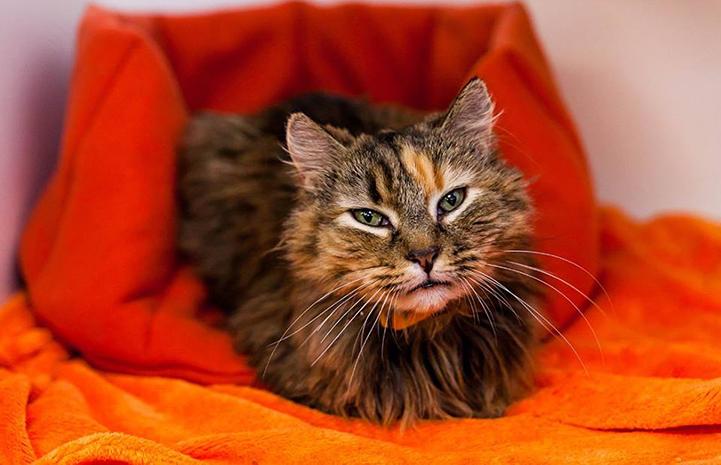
[{"x1": 178, "y1": 79, "x2": 539, "y2": 425}]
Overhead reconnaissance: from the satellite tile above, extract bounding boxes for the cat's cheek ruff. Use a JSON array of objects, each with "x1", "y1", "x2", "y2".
[{"x1": 336, "y1": 213, "x2": 392, "y2": 237}]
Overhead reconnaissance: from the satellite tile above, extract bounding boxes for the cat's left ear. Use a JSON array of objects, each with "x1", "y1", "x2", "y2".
[
  {"x1": 286, "y1": 113, "x2": 344, "y2": 189},
  {"x1": 440, "y1": 77, "x2": 496, "y2": 151}
]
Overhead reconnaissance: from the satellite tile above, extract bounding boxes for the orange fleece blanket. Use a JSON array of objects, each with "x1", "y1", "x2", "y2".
[
  {"x1": 8, "y1": 2, "x2": 721, "y2": 464},
  {"x1": 3, "y1": 208, "x2": 721, "y2": 463}
]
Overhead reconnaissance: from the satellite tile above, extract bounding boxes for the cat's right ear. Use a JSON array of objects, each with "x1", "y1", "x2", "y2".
[
  {"x1": 439, "y1": 77, "x2": 496, "y2": 152},
  {"x1": 286, "y1": 113, "x2": 343, "y2": 189}
]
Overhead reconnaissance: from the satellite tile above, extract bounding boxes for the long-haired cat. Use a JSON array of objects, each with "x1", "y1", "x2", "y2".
[{"x1": 178, "y1": 78, "x2": 540, "y2": 425}]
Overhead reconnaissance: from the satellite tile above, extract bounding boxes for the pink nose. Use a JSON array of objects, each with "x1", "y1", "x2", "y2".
[{"x1": 406, "y1": 246, "x2": 440, "y2": 273}]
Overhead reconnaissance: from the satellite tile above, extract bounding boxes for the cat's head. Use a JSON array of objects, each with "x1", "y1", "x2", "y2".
[{"x1": 284, "y1": 78, "x2": 533, "y2": 323}]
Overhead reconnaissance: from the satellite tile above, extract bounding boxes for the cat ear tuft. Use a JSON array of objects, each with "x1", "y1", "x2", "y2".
[
  {"x1": 286, "y1": 113, "x2": 342, "y2": 188},
  {"x1": 440, "y1": 78, "x2": 496, "y2": 151}
]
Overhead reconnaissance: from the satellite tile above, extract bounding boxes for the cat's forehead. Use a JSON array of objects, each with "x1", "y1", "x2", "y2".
[
  {"x1": 336, "y1": 136, "x2": 476, "y2": 210},
  {"x1": 398, "y1": 145, "x2": 444, "y2": 196}
]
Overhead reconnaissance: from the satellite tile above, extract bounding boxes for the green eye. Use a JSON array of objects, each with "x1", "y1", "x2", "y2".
[
  {"x1": 352, "y1": 209, "x2": 389, "y2": 227},
  {"x1": 438, "y1": 188, "x2": 466, "y2": 214}
]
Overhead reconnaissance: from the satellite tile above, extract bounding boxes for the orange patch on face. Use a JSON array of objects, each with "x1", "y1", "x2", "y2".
[
  {"x1": 373, "y1": 167, "x2": 390, "y2": 202},
  {"x1": 433, "y1": 166, "x2": 444, "y2": 192},
  {"x1": 379, "y1": 308, "x2": 434, "y2": 329},
  {"x1": 400, "y1": 145, "x2": 439, "y2": 197}
]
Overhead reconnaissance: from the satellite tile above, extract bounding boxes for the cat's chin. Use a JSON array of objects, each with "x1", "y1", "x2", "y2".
[{"x1": 394, "y1": 284, "x2": 459, "y2": 314}]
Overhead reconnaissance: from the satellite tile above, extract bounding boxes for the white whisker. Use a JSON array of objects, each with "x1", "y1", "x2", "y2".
[
  {"x1": 507, "y1": 260, "x2": 608, "y2": 318},
  {"x1": 459, "y1": 278, "x2": 480, "y2": 324},
  {"x1": 349, "y1": 289, "x2": 394, "y2": 384},
  {"x1": 460, "y1": 276, "x2": 497, "y2": 340},
  {"x1": 469, "y1": 268, "x2": 588, "y2": 374},
  {"x1": 283, "y1": 282, "x2": 377, "y2": 355},
  {"x1": 278, "y1": 280, "x2": 373, "y2": 346},
  {"x1": 487, "y1": 262, "x2": 604, "y2": 359},
  {"x1": 380, "y1": 290, "x2": 399, "y2": 356},
  {"x1": 262, "y1": 276, "x2": 369, "y2": 377},
  {"x1": 268, "y1": 276, "x2": 366, "y2": 348},
  {"x1": 465, "y1": 274, "x2": 520, "y2": 322},
  {"x1": 319, "y1": 286, "x2": 383, "y2": 345},
  {"x1": 311, "y1": 287, "x2": 385, "y2": 367},
  {"x1": 502, "y1": 249, "x2": 614, "y2": 313}
]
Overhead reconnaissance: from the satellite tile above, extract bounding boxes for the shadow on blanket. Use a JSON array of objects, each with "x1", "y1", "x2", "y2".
[{"x1": 4, "y1": 2, "x2": 721, "y2": 464}]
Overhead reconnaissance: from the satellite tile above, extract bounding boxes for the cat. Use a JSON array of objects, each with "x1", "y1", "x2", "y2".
[{"x1": 178, "y1": 78, "x2": 540, "y2": 425}]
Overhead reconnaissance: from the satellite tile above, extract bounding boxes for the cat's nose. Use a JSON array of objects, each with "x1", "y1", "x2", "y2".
[{"x1": 406, "y1": 246, "x2": 440, "y2": 273}]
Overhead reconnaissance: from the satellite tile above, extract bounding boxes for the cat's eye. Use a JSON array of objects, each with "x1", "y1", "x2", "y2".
[
  {"x1": 438, "y1": 188, "x2": 466, "y2": 214},
  {"x1": 352, "y1": 209, "x2": 389, "y2": 227}
]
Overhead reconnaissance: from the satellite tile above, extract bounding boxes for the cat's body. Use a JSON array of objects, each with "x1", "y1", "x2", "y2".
[{"x1": 178, "y1": 80, "x2": 540, "y2": 425}]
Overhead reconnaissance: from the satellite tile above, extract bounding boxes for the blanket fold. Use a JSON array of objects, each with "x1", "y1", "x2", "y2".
[{"x1": 3, "y1": 208, "x2": 721, "y2": 463}]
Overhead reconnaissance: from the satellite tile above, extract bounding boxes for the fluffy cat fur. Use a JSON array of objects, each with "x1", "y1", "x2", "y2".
[{"x1": 178, "y1": 79, "x2": 540, "y2": 425}]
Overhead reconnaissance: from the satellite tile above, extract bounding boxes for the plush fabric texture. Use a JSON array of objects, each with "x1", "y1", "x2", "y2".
[
  {"x1": 4, "y1": 208, "x2": 721, "y2": 463},
  {"x1": 20, "y1": 3, "x2": 597, "y2": 383}
]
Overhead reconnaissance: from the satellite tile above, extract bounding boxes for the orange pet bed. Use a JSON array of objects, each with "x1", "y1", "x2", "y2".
[{"x1": 3, "y1": 2, "x2": 721, "y2": 464}]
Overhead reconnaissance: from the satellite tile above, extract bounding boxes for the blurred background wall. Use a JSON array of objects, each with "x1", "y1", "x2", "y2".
[{"x1": 2, "y1": 0, "x2": 720, "y2": 298}]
